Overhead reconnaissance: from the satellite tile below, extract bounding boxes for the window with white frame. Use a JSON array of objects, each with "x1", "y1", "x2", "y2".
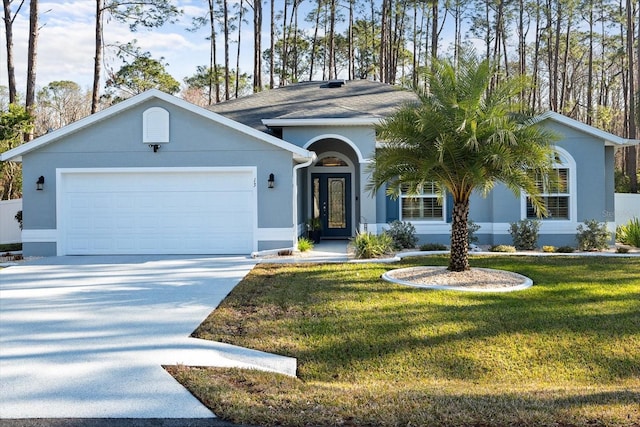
[
  {"x1": 526, "y1": 152, "x2": 573, "y2": 220},
  {"x1": 400, "y1": 182, "x2": 444, "y2": 221}
]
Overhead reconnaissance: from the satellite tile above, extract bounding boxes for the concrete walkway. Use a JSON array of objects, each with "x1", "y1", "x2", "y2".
[{"x1": 0, "y1": 256, "x2": 295, "y2": 419}]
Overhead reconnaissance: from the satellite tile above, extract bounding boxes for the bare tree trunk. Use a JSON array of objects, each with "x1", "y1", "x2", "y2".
[
  {"x1": 269, "y1": 0, "x2": 274, "y2": 88},
  {"x1": 453, "y1": 0, "x2": 462, "y2": 66},
  {"x1": 626, "y1": 0, "x2": 637, "y2": 192},
  {"x1": 551, "y1": 1, "x2": 562, "y2": 111},
  {"x1": 531, "y1": 0, "x2": 541, "y2": 111},
  {"x1": 328, "y1": 0, "x2": 336, "y2": 80},
  {"x1": 235, "y1": 0, "x2": 243, "y2": 98},
  {"x1": 348, "y1": 0, "x2": 354, "y2": 80},
  {"x1": 91, "y1": 0, "x2": 103, "y2": 114},
  {"x1": 292, "y1": 0, "x2": 299, "y2": 81},
  {"x1": 280, "y1": 0, "x2": 288, "y2": 85},
  {"x1": 25, "y1": 0, "x2": 38, "y2": 141},
  {"x1": 431, "y1": 0, "x2": 438, "y2": 63},
  {"x1": 379, "y1": 0, "x2": 389, "y2": 82},
  {"x1": 208, "y1": 0, "x2": 214, "y2": 104},
  {"x1": 223, "y1": 0, "x2": 230, "y2": 100},
  {"x1": 309, "y1": 0, "x2": 321, "y2": 80},
  {"x1": 518, "y1": 0, "x2": 527, "y2": 104},
  {"x1": 2, "y1": 0, "x2": 22, "y2": 104},
  {"x1": 412, "y1": 4, "x2": 418, "y2": 88},
  {"x1": 252, "y1": 0, "x2": 262, "y2": 92},
  {"x1": 586, "y1": 0, "x2": 594, "y2": 125}
]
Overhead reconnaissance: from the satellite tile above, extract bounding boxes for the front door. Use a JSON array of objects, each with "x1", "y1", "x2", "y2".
[{"x1": 312, "y1": 173, "x2": 352, "y2": 238}]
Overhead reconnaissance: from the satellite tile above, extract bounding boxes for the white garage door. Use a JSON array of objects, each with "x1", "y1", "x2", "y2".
[{"x1": 58, "y1": 168, "x2": 256, "y2": 255}]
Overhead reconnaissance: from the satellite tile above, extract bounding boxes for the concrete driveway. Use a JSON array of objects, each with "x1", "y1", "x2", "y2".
[{"x1": 0, "y1": 256, "x2": 295, "y2": 419}]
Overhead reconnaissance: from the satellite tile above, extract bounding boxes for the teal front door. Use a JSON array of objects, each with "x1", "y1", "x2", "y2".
[{"x1": 312, "y1": 173, "x2": 352, "y2": 238}]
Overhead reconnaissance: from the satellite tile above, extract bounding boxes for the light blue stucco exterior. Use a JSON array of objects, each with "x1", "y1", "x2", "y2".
[
  {"x1": 2, "y1": 89, "x2": 632, "y2": 256},
  {"x1": 375, "y1": 117, "x2": 621, "y2": 248},
  {"x1": 6, "y1": 91, "x2": 312, "y2": 256}
]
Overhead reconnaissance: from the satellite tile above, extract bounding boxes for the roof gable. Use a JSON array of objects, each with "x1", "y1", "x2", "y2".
[
  {"x1": 0, "y1": 89, "x2": 314, "y2": 163},
  {"x1": 534, "y1": 111, "x2": 639, "y2": 147}
]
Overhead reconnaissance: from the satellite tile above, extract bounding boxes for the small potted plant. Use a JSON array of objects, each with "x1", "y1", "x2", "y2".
[{"x1": 307, "y1": 217, "x2": 322, "y2": 243}]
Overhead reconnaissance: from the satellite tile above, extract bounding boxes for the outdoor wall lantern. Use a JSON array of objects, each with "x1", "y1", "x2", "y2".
[
  {"x1": 268, "y1": 173, "x2": 275, "y2": 189},
  {"x1": 36, "y1": 176, "x2": 45, "y2": 191},
  {"x1": 149, "y1": 144, "x2": 161, "y2": 153}
]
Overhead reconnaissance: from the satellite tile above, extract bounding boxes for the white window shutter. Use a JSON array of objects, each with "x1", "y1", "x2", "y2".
[{"x1": 143, "y1": 107, "x2": 170, "y2": 143}]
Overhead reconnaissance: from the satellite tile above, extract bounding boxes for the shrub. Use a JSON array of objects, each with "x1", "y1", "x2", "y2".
[
  {"x1": 576, "y1": 219, "x2": 611, "y2": 251},
  {"x1": 490, "y1": 245, "x2": 516, "y2": 253},
  {"x1": 468, "y1": 219, "x2": 480, "y2": 245},
  {"x1": 297, "y1": 237, "x2": 314, "y2": 252},
  {"x1": 14, "y1": 210, "x2": 22, "y2": 230},
  {"x1": 616, "y1": 217, "x2": 640, "y2": 248},
  {"x1": 351, "y1": 232, "x2": 394, "y2": 259},
  {"x1": 542, "y1": 245, "x2": 556, "y2": 253},
  {"x1": 556, "y1": 245, "x2": 575, "y2": 253},
  {"x1": 384, "y1": 220, "x2": 418, "y2": 250},
  {"x1": 509, "y1": 219, "x2": 540, "y2": 250},
  {"x1": 420, "y1": 243, "x2": 448, "y2": 251}
]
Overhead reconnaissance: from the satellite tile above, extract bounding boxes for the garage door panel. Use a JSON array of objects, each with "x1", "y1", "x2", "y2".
[{"x1": 60, "y1": 169, "x2": 256, "y2": 255}]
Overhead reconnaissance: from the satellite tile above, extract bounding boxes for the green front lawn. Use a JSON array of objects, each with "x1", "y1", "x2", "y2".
[{"x1": 169, "y1": 256, "x2": 640, "y2": 426}]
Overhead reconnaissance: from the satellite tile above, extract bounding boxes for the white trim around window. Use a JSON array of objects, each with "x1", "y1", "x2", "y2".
[
  {"x1": 399, "y1": 182, "x2": 447, "y2": 223},
  {"x1": 521, "y1": 146, "x2": 577, "y2": 222}
]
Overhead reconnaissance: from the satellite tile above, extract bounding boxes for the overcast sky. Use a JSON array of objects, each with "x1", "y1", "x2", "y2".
[{"x1": 1, "y1": 0, "x2": 268, "y2": 95}]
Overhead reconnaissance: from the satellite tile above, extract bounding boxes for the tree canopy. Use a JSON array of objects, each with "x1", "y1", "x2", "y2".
[{"x1": 106, "y1": 54, "x2": 181, "y2": 100}]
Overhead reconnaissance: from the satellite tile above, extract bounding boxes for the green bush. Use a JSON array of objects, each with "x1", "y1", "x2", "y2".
[
  {"x1": 297, "y1": 237, "x2": 314, "y2": 252},
  {"x1": 384, "y1": 220, "x2": 418, "y2": 250},
  {"x1": 555, "y1": 245, "x2": 575, "y2": 253},
  {"x1": 0, "y1": 243, "x2": 22, "y2": 252},
  {"x1": 490, "y1": 244, "x2": 516, "y2": 253},
  {"x1": 509, "y1": 219, "x2": 540, "y2": 250},
  {"x1": 468, "y1": 219, "x2": 480, "y2": 245},
  {"x1": 614, "y1": 169, "x2": 640, "y2": 193},
  {"x1": 14, "y1": 210, "x2": 22, "y2": 230},
  {"x1": 576, "y1": 219, "x2": 611, "y2": 251},
  {"x1": 350, "y1": 232, "x2": 394, "y2": 259},
  {"x1": 616, "y1": 217, "x2": 640, "y2": 248},
  {"x1": 420, "y1": 242, "x2": 448, "y2": 251}
]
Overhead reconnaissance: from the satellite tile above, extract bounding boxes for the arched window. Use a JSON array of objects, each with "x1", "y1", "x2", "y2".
[
  {"x1": 315, "y1": 156, "x2": 348, "y2": 167},
  {"x1": 524, "y1": 148, "x2": 576, "y2": 220}
]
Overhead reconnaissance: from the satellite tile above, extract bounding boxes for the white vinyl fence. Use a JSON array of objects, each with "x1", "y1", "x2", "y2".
[
  {"x1": 0, "y1": 199, "x2": 22, "y2": 245},
  {"x1": 615, "y1": 193, "x2": 640, "y2": 226}
]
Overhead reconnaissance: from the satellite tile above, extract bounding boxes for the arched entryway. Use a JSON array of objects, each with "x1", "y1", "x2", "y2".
[{"x1": 306, "y1": 138, "x2": 361, "y2": 239}]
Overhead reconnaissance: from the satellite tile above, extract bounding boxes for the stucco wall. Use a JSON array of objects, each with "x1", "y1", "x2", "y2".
[
  {"x1": 21, "y1": 98, "x2": 297, "y2": 255},
  {"x1": 283, "y1": 126, "x2": 376, "y2": 160},
  {"x1": 376, "y1": 118, "x2": 616, "y2": 248}
]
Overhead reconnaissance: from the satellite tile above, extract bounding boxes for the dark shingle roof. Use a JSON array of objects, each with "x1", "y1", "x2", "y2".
[{"x1": 208, "y1": 80, "x2": 418, "y2": 132}]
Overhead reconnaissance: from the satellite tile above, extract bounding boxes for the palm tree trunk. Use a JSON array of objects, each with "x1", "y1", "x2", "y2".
[{"x1": 449, "y1": 198, "x2": 470, "y2": 272}]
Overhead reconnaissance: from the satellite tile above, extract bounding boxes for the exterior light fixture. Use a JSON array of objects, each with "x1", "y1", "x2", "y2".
[
  {"x1": 268, "y1": 173, "x2": 275, "y2": 189},
  {"x1": 36, "y1": 176, "x2": 45, "y2": 191},
  {"x1": 149, "y1": 144, "x2": 160, "y2": 152}
]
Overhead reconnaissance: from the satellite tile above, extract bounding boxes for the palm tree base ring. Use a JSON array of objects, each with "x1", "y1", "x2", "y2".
[{"x1": 382, "y1": 266, "x2": 533, "y2": 292}]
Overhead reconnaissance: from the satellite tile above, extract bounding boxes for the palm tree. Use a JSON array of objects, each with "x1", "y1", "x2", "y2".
[{"x1": 368, "y1": 52, "x2": 558, "y2": 272}]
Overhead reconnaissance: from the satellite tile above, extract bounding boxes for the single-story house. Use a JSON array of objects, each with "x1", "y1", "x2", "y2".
[{"x1": 1, "y1": 81, "x2": 637, "y2": 256}]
